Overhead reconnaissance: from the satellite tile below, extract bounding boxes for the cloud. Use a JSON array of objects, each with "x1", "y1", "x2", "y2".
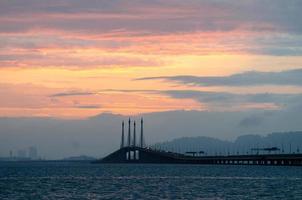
[
  {"x1": 50, "y1": 89, "x2": 159, "y2": 98},
  {"x1": 4, "y1": 84, "x2": 302, "y2": 117},
  {"x1": 1, "y1": 0, "x2": 302, "y2": 72},
  {"x1": 0, "y1": 0, "x2": 302, "y2": 66},
  {"x1": 94, "y1": 88, "x2": 302, "y2": 111},
  {"x1": 50, "y1": 91, "x2": 95, "y2": 97},
  {"x1": 0, "y1": 50, "x2": 164, "y2": 68},
  {"x1": 159, "y1": 89, "x2": 302, "y2": 111},
  {"x1": 75, "y1": 105, "x2": 102, "y2": 109},
  {"x1": 1, "y1": 0, "x2": 302, "y2": 34},
  {"x1": 136, "y1": 68, "x2": 302, "y2": 87},
  {"x1": 163, "y1": 90, "x2": 282, "y2": 104}
]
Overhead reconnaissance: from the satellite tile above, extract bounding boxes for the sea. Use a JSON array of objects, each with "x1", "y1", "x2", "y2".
[{"x1": 0, "y1": 161, "x2": 302, "y2": 199}]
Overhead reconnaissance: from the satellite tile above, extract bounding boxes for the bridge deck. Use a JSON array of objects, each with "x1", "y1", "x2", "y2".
[{"x1": 95, "y1": 147, "x2": 302, "y2": 166}]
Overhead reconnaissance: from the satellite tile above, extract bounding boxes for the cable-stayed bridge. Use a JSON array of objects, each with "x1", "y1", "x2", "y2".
[{"x1": 94, "y1": 119, "x2": 302, "y2": 166}]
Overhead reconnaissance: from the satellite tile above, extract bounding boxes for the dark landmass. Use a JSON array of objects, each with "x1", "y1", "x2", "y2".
[{"x1": 155, "y1": 131, "x2": 302, "y2": 155}]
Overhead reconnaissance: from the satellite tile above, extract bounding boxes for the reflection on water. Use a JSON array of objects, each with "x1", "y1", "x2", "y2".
[{"x1": 1, "y1": 162, "x2": 302, "y2": 199}]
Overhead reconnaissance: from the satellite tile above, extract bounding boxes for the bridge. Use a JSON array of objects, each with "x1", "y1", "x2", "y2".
[{"x1": 94, "y1": 118, "x2": 302, "y2": 166}]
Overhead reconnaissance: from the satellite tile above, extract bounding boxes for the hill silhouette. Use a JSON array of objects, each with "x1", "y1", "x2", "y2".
[{"x1": 155, "y1": 131, "x2": 302, "y2": 155}]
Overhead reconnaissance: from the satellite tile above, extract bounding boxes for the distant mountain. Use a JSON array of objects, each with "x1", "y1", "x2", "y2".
[{"x1": 154, "y1": 131, "x2": 302, "y2": 155}]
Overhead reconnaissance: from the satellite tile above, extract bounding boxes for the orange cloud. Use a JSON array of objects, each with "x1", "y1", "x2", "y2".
[
  {"x1": 1, "y1": 0, "x2": 302, "y2": 118},
  {"x1": 0, "y1": 83, "x2": 202, "y2": 118}
]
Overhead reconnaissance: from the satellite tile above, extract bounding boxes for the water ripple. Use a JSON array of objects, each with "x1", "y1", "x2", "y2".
[{"x1": 1, "y1": 162, "x2": 302, "y2": 199}]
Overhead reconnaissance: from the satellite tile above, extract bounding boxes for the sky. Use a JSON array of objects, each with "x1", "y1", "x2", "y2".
[{"x1": 1, "y1": 0, "x2": 302, "y2": 158}]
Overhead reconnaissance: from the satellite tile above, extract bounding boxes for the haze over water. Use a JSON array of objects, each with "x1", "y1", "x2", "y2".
[{"x1": 1, "y1": 162, "x2": 302, "y2": 199}]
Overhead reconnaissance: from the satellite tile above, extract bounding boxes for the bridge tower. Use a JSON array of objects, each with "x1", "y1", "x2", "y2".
[
  {"x1": 140, "y1": 118, "x2": 145, "y2": 148},
  {"x1": 133, "y1": 121, "x2": 136, "y2": 147},
  {"x1": 128, "y1": 118, "x2": 131, "y2": 147},
  {"x1": 120, "y1": 121, "x2": 124, "y2": 148}
]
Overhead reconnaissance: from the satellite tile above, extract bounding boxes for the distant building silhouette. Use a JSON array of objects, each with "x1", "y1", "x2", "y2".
[
  {"x1": 28, "y1": 146, "x2": 38, "y2": 160},
  {"x1": 17, "y1": 149, "x2": 27, "y2": 158}
]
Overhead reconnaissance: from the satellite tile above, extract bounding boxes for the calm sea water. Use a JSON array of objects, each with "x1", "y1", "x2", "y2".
[{"x1": 0, "y1": 162, "x2": 302, "y2": 199}]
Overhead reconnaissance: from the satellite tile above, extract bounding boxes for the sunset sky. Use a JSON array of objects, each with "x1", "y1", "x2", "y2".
[{"x1": 1, "y1": 0, "x2": 302, "y2": 118}]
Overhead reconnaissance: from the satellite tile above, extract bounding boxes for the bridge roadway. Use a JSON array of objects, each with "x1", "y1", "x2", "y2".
[{"x1": 96, "y1": 146, "x2": 302, "y2": 166}]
